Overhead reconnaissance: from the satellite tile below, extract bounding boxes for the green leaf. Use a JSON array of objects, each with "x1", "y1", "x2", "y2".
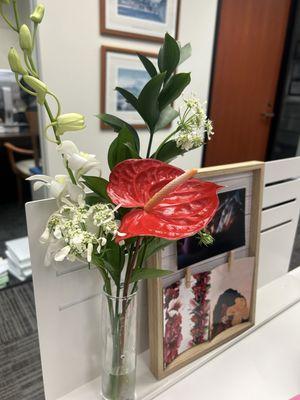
[
  {"x1": 178, "y1": 43, "x2": 192, "y2": 65},
  {"x1": 82, "y1": 176, "x2": 111, "y2": 202},
  {"x1": 137, "y1": 53, "x2": 157, "y2": 77},
  {"x1": 108, "y1": 127, "x2": 139, "y2": 170},
  {"x1": 144, "y1": 238, "x2": 174, "y2": 261},
  {"x1": 85, "y1": 195, "x2": 103, "y2": 206},
  {"x1": 137, "y1": 72, "x2": 166, "y2": 132},
  {"x1": 153, "y1": 140, "x2": 186, "y2": 163},
  {"x1": 123, "y1": 142, "x2": 141, "y2": 158},
  {"x1": 154, "y1": 105, "x2": 179, "y2": 132},
  {"x1": 158, "y1": 33, "x2": 180, "y2": 79},
  {"x1": 93, "y1": 239, "x2": 125, "y2": 286},
  {"x1": 159, "y1": 73, "x2": 191, "y2": 110},
  {"x1": 130, "y1": 267, "x2": 171, "y2": 283},
  {"x1": 115, "y1": 87, "x2": 139, "y2": 110},
  {"x1": 96, "y1": 113, "x2": 140, "y2": 152}
]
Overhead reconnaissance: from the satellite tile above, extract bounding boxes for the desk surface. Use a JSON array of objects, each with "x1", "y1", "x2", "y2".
[
  {"x1": 0, "y1": 129, "x2": 31, "y2": 142},
  {"x1": 155, "y1": 300, "x2": 300, "y2": 400},
  {"x1": 57, "y1": 268, "x2": 300, "y2": 400}
]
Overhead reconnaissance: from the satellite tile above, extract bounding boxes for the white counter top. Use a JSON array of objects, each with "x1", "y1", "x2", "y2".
[{"x1": 57, "y1": 267, "x2": 300, "y2": 400}]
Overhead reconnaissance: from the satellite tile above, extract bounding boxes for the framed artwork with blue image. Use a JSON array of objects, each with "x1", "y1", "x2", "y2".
[
  {"x1": 100, "y1": 0, "x2": 180, "y2": 42},
  {"x1": 101, "y1": 46, "x2": 157, "y2": 128}
]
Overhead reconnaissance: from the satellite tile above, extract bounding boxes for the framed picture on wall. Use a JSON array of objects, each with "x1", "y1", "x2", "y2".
[
  {"x1": 100, "y1": 0, "x2": 181, "y2": 42},
  {"x1": 147, "y1": 161, "x2": 264, "y2": 379},
  {"x1": 101, "y1": 46, "x2": 157, "y2": 129}
]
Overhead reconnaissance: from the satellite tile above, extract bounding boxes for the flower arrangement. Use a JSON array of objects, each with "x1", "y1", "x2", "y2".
[{"x1": 1, "y1": 2, "x2": 221, "y2": 398}]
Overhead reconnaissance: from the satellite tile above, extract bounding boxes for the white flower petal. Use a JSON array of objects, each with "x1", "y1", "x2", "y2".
[
  {"x1": 54, "y1": 245, "x2": 71, "y2": 261},
  {"x1": 57, "y1": 140, "x2": 79, "y2": 157},
  {"x1": 26, "y1": 174, "x2": 52, "y2": 183},
  {"x1": 33, "y1": 181, "x2": 46, "y2": 191},
  {"x1": 68, "y1": 153, "x2": 88, "y2": 171},
  {"x1": 67, "y1": 182, "x2": 85, "y2": 202},
  {"x1": 77, "y1": 161, "x2": 101, "y2": 178},
  {"x1": 53, "y1": 227, "x2": 62, "y2": 239},
  {"x1": 87, "y1": 242, "x2": 93, "y2": 263},
  {"x1": 49, "y1": 180, "x2": 66, "y2": 198},
  {"x1": 40, "y1": 227, "x2": 50, "y2": 243}
]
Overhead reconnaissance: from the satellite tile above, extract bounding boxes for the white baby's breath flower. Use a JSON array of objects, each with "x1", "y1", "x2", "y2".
[
  {"x1": 40, "y1": 201, "x2": 121, "y2": 265},
  {"x1": 175, "y1": 131, "x2": 204, "y2": 151},
  {"x1": 175, "y1": 95, "x2": 214, "y2": 151}
]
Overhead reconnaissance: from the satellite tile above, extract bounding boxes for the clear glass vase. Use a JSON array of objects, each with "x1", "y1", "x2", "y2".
[{"x1": 100, "y1": 286, "x2": 138, "y2": 400}]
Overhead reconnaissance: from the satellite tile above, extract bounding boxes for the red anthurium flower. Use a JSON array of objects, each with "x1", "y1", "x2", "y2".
[{"x1": 107, "y1": 159, "x2": 222, "y2": 242}]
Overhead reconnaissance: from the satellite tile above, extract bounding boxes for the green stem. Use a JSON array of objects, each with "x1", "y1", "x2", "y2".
[
  {"x1": 24, "y1": 54, "x2": 38, "y2": 77},
  {"x1": 146, "y1": 132, "x2": 154, "y2": 158},
  {"x1": 28, "y1": 54, "x2": 38, "y2": 75},
  {"x1": 32, "y1": 23, "x2": 38, "y2": 51},
  {"x1": 131, "y1": 239, "x2": 148, "y2": 295},
  {"x1": 0, "y1": 6, "x2": 17, "y2": 31},
  {"x1": 12, "y1": 0, "x2": 20, "y2": 31},
  {"x1": 15, "y1": 74, "x2": 36, "y2": 96},
  {"x1": 48, "y1": 92, "x2": 62, "y2": 119}
]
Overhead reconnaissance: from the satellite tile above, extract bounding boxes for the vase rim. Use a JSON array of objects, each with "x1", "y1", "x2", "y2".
[{"x1": 102, "y1": 285, "x2": 138, "y2": 300}]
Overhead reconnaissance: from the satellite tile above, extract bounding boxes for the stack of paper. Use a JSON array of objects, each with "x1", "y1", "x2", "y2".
[
  {"x1": 5, "y1": 236, "x2": 32, "y2": 281},
  {"x1": 0, "y1": 258, "x2": 9, "y2": 289}
]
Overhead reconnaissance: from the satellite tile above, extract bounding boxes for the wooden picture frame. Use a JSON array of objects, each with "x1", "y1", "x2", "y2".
[
  {"x1": 100, "y1": 0, "x2": 181, "y2": 43},
  {"x1": 100, "y1": 46, "x2": 157, "y2": 129},
  {"x1": 147, "y1": 161, "x2": 264, "y2": 379}
]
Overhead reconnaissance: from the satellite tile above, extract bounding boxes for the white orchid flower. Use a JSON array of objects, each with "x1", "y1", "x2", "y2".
[
  {"x1": 57, "y1": 140, "x2": 101, "y2": 180},
  {"x1": 27, "y1": 174, "x2": 85, "y2": 203}
]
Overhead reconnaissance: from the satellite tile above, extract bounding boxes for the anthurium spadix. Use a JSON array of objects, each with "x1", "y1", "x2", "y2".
[
  {"x1": 8, "y1": 47, "x2": 27, "y2": 75},
  {"x1": 57, "y1": 140, "x2": 101, "y2": 180}
]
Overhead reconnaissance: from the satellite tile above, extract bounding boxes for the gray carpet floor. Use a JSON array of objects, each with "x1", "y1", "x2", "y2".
[{"x1": 0, "y1": 282, "x2": 45, "y2": 400}]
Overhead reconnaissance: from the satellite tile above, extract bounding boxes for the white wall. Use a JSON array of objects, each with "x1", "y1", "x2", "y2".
[
  {"x1": 37, "y1": 0, "x2": 218, "y2": 179},
  {"x1": 0, "y1": 2, "x2": 31, "y2": 68}
]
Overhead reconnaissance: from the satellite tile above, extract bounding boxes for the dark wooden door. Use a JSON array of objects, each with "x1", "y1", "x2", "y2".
[{"x1": 204, "y1": 0, "x2": 291, "y2": 166}]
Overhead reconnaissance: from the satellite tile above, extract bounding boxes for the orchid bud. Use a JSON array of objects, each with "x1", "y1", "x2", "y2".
[
  {"x1": 23, "y1": 75, "x2": 47, "y2": 104},
  {"x1": 8, "y1": 47, "x2": 27, "y2": 75},
  {"x1": 56, "y1": 113, "x2": 85, "y2": 135},
  {"x1": 19, "y1": 24, "x2": 32, "y2": 54},
  {"x1": 30, "y1": 4, "x2": 45, "y2": 24}
]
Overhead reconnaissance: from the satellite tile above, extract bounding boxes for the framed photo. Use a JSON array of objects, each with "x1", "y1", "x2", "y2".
[
  {"x1": 100, "y1": 0, "x2": 181, "y2": 43},
  {"x1": 101, "y1": 46, "x2": 157, "y2": 129},
  {"x1": 147, "y1": 161, "x2": 264, "y2": 379}
]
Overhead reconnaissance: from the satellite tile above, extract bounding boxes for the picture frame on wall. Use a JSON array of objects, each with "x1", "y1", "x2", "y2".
[
  {"x1": 100, "y1": 0, "x2": 181, "y2": 43},
  {"x1": 100, "y1": 46, "x2": 157, "y2": 129},
  {"x1": 147, "y1": 161, "x2": 264, "y2": 379}
]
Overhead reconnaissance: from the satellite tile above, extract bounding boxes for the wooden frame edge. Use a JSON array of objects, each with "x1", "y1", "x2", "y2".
[
  {"x1": 100, "y1": 46, "x2": 158, "y2": 130},
  {"x1": 99, "y1": 0, "x2": 181, "y2": 43}
]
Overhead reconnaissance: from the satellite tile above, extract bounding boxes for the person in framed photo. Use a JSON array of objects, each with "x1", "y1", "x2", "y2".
[{"x1": 211, "y1": 288, "x2": 249, "y2": 338}]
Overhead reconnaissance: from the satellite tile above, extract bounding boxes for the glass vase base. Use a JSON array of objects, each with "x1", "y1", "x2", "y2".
[{"x1": 101, "y1": 371, "x2": 136, "y2": 400}]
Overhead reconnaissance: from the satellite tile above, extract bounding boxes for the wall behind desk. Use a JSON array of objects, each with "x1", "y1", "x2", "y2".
[{"x1": 36, "y1": 0, "x2": 218, "y2": 179}]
